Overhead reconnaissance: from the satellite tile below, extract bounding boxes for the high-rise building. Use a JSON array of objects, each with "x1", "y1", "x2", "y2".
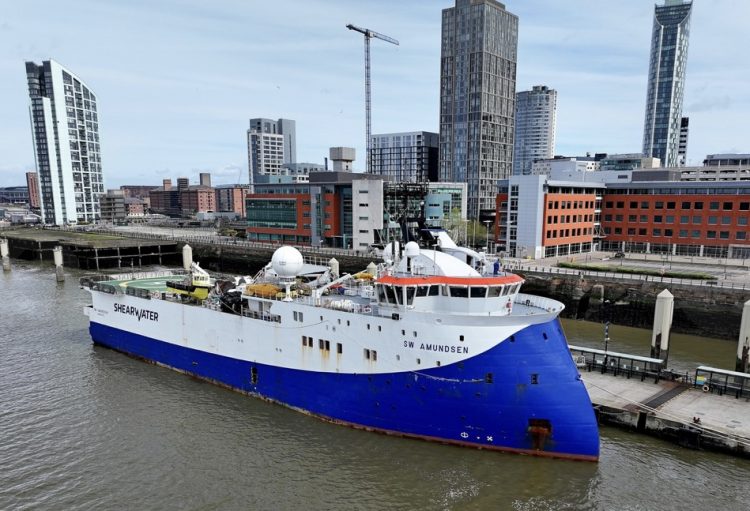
[
  {"x1": 371, "y1": 131, "x2": 439, "y2": 183},
  {"x1": 678, "y1": 116, "x2": 689, "y2": 166},
  {"x1": 513, "y1": 85, "x2": 557, "y2": 176},
  {"x1": 247, "y1": 118, "x2": 296, "y2": 190},
  {"x1": 199, "y1": 172, "x2": 212, "y2": 187},
  {"x1": 25, "y1": 172, "x2": 40, "y2": 209},
  {"x1": 439, "y1": 0, "x2": 518, "y2": 220},
  {"x1": 26, "y1": 60, "x2": 104, "y2": 225},
  {"x1": 642, "y1": 0, "x2": 692, "y2": 168}
]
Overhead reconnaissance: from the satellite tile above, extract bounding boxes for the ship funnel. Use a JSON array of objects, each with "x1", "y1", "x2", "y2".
[{"x1": 182, "y1": 244, "x2": 193, "y2": 271}]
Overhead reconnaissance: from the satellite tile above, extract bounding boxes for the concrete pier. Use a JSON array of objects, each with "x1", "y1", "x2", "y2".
[
  {"x1": 1, "y1": 238, "x2": 9, "y2": 272},
  {"x1": 650, "y1": 289, "x2": 674, "y2": 365},
  {"x1": 581, "y1": 370, "x2": 750, "y2": 457},
  {"x1": 53, "y1": 246, "x2": 64, "y2": 282},
  {"x1": 737, "y1": 300, "x2": 750, "y2": 373}
]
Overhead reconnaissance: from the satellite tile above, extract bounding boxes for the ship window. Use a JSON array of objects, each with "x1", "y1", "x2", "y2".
[
  {"x1": 449, "y1": 286, "x2": 469, "y2": 298},
  {"x1": 251, "y1": 366, "x2": 258, "y2": 385},
  {"x1": 441, "y1": 285, "x2": 449, "y2": 296},
  {"x1": 413, "y1": 331, "x2": 417, "y2": 337},
  {"x1": 416, "y1": 285, "x2": 429, "y2": 297},
  {"x1": 416, "y1": 358, "x2": 421, "y2": 365},
  {"x1": 337, "y1": 318, "x2": 341, "y2": 324},
  {"x1": 436, "y1": 361, "x2": 441, "y2": 367},
  {"x1": 325, "y1": 340, "x2": 330, "y2": 351},
  {"x1": 470, "y1": 286, "x2": 487, "y2": 298},
  {"x1": 542, "y1": 332, "x2": 548, "y2": 340},
  {"x1": 459, "y1": 335, "x2": 464, "y2": 341},
  {"x1": 293, "y1": 311, "x2": 298, "y2": 321},
  {"x1": 372, "y1": 350, "x2": 377, "y2": 361},
  {"x1": 337, "y1": 343, "x2": 342, "y2": 354},
  {"x1": 405, "y1": 287, "x2": 416, "y2": 305},
  {"x1": 429, "y1": 285, "x2": 440, "y2": 296},
  {"x1": 401, "y1": 329, "x2": 405, "y2": 336},
  {"x1": 485, "y1": 373, "x2": 494, "y2": 384},
  {"x1": 367, "y1": 324, "x2": 371, "y2": 330},
  {"x1": 393, "y1": 286, "x2": 403, "y2": 305},
  {"x1": 378, "y1": 325, "x2": 382, "y2": 332},
  {"x1": 531, "y1": 373, "x2": 539, "y2": 384},
  {"x1": 347, "y1": 320, "x2": 350, "y2": 326},
  {"x1": 308, "y1": 337, "x2": 313, "y2": 347},
  {"x1": 377, "y1": 285, "x2": 386, "y2": 303},
  {"x1": 488, "y1": 286, "x2": 502, "y2": 298},
  {"x1": 396, "y1": 354, "x2": 400, "y2": 361},
  {"x1": 319, "y1": 339, "x2": 324, "y2": 349},
  {"x1": 364, "y1": 348, "x2": 370, "y2": 359},
  {"x1": 384, "y1": 285, "x2": 397, "y2": 305}
]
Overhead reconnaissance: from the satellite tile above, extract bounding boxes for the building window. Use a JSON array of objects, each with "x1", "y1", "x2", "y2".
[
  {"x1": 707, "y1": 231, "x2": 716, "y2": 239},
  {"x1": 694, "y1": 202, "x2": 704, "y2": 210},
  {"x1": 693, "y1": 216, "x2": 702, "y2": 224},
  {"x1": 654, "y1": 215, "x2": 662, "y2": 223},
  {"x1": 710, "y1": 202, "x2": 719, "y2": 210},
  {"x1": 723, "y1": 202, "x2": 733, "y2": 211},
  {"x1": 739, "y1": 217, "x2": 748, "y2": 226},
  {"x1": 692, "y1": 230, "x2": 700, "y2": 238},
  {"x1": 655, "y1": 201, "x2": 664, "y2": 209},
  {"x1": 720, "y1": 231, "x2": 730, "y2": 239},
  {"x1": 681, "y1": 201, "x2": 691, "y2": 209},
  {"x1": 708, "y1": 216, "x2": 718, "y2": 225},
  {"x1": 680, "y1": 215, "x2": 689, "y2": 224},
  {"x1": 737, "y1": 232, "x2": 747, "y2": 240},
  {"x1": 641, "y1": 201, "x2": 649, "y2": 209},
  {"x1": 639, "y1": 228, "x2": 647, "y2": 235},
  {"x1": 653, "y1": 229, "x2": 661, "y2": 237},
  {"x1": 679, "y1": 229, "x2": 688, "y2": 238},
  {"x1": 722, "y1": 217, "x2": 731, "y2": 225}
]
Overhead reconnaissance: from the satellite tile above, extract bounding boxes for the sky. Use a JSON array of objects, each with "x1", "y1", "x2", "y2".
[{"x1": 1, "y1": 0, "x2": 748, "y2": 188}]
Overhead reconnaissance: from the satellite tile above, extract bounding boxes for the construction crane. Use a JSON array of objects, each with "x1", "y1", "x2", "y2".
[{"x1": 346, "y1": 23, "x2": 399, "y2": 173}]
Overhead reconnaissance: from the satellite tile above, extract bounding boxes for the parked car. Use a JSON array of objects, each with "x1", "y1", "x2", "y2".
[{"x1": 613, "y1": 252, "x2": 625, "y2": 258}]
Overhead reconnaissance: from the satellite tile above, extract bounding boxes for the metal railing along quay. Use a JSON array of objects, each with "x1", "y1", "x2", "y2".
[{"x1": 514, "y1": 263, "x2": 750, "y2": 291}]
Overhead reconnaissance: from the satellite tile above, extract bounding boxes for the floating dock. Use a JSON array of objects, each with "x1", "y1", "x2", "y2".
[{"x1": 571, "y1": 346, "x2": 750, "y2": 458}]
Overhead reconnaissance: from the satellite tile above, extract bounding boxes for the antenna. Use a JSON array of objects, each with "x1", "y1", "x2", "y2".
[{"x1": 346, "y1": 24, "x2": 399, "y2": 173}]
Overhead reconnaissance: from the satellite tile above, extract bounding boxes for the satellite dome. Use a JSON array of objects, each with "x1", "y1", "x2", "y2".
[
  {"x1": 404, "y1": 241, "x2": 420, "y2": 258},
  {"x1": 272, "y1": 246, "x2": 304, "y2": 277}
]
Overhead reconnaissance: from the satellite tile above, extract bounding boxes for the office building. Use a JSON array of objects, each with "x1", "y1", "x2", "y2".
[
  {"x1": 599, "y1": 153, "x2": 660, "y2": 171},
  {"x1": 513, "y1": 86, "x2": 557, "y2": 175},
  {"x1": 215, "y1": 184, "x2": 251, "y2": 217},
  {"x1": 199, "y1": 172, "x2": 212, "y2": 187},
  {"x1": 26, "y1": 59, "x2": 105, "y2": 224},
  {"x1": 439, "y1": 0, "x2": 518, "y2": 220},
  {"x1": 370, "y1": 131, "x2": 439, "y2": 183},
  {"x1": 704, "y1": 154, "x2": 750, "y2": 167},
  {"x1": 0, "y1": 187, "x2": 30, "y2": 204},
  {"x1": 99, "y1": 189, "x2": 127, "y2": 224},
  {"x1": 642, "y1": 0, "x2": 692, "y2": 167}
]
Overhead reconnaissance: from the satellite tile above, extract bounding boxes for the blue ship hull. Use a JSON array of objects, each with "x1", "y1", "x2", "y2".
[{"x1": 89, "y1": 318, "x2": 599, "y2": 461}]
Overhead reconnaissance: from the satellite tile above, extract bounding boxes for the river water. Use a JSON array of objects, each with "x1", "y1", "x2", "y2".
[{"x1": 1, "y1": 263, "x2": 749, "y2": 511}]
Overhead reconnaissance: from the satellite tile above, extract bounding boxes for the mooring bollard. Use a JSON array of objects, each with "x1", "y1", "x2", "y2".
[
  {"x1": 1, "y1": 238, "x2": 10, "y2": 272},
  {"x1": 53, "y1": 245, "x2": 64, "y2": 282}
]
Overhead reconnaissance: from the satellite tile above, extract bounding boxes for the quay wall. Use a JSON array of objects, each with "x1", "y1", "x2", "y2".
[{"x1": 520, "y1": 271, "x2": 750, "y2": 340}]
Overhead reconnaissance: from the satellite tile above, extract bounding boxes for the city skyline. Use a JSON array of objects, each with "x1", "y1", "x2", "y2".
[{"x1": 1, "y1": 0, "x2": 749, "y2": 188}]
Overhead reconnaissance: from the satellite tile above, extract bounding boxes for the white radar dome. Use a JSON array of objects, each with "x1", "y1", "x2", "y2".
[
  {"x1": 272, "y1": 246, "x2": 304, "y2": 278},
  {"x1": 404, "y1": 241, "x2": 420, "y2": 258}
]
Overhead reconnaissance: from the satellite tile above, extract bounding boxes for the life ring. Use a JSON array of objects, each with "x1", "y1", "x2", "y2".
[
  {"x1": 362, "y1": 306, "x2": 372, "y2": 313},
  {"x1": 702, "y1": 384, "x2": 710, "y2": 392}
]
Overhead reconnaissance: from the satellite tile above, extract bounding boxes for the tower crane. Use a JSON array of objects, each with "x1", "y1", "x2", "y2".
[{"x1": 346, "y1": 24, "x2": 399, "y2": 173}]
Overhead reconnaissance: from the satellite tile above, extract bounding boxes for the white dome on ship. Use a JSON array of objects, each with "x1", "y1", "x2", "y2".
[
  {"x1": 272, "y1": 246, "x2": 304, "y2": 277},
  {"x1": 382, "y1": 241, "x2": 401, "y2": 263},
  {"x1": 404, "y1": 241, "x2": 420, "y2": 258}
]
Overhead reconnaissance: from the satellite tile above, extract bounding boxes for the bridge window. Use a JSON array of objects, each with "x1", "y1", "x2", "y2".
[
  {"x1": 393, "y1": 286, "x2": 403, "y2": 305},
  {"x1": 488, "y1": 286, "x2": 502, "y2": 298},
  {"x1": 383, "y1": 285, "x2": 397, "y2": 305},
  {"x1": 470, "y1": 286, "x2": 487, "y2": 298},
  {"x1": 405, "y1": 287, "x2": 416, "y2": 305},
  {"x1": 377, "y1": 285, "x2": 386, "y2": 303},
  {"x1": 449, "y1": 286, "x2": 469, "y2": 298},
  {"x1": 428, "y1": 285, "x2": 440, "y2": 296},
  {"x1": 415, "y1": 285, "x2": 429, "y2": 297}
]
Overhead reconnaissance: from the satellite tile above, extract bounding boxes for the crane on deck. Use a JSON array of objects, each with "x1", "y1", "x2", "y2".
[{"x1": 346, "y1": 23, "x2": 399, "y2": 174}]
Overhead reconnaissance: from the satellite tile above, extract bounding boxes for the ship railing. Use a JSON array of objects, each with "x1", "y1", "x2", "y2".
[{"x1": 514, "y1": 293, "x2": 564, "y2": 314}]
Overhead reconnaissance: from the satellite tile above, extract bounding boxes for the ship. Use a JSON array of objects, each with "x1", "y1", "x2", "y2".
[{"x1": 81, "y1": 234, "x2": 600, "y2": 461}]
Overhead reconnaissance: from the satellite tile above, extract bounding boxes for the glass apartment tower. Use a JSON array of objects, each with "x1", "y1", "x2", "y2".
[
  {"x1": 642, "y1": 0, "x2": 692, "y2": 168},
  {"x1": 370, "y1": 131, "x2": 439, "y2": 183},
  {"x1": 26, "y1": 60, "x2": 104, "y2": 225},
  {"x1": 513, "y1": 85, "x2": 557, "y2": 175},
  {"x1": 439, "y1": 0, "x2": 518, "y2": 220}
]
